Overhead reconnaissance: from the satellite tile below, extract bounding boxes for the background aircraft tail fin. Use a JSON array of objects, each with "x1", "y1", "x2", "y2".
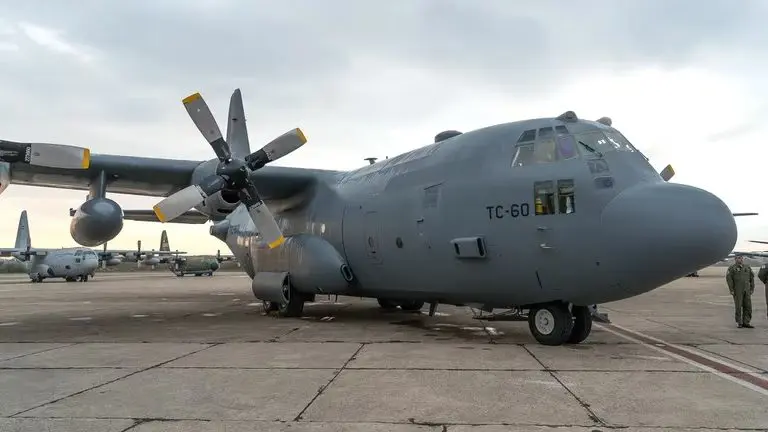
[
  {"x1": 160, "y1": 230, "x2": 170, "y2": 252},
  {"x1": 14, "y1": 210, "x2": 31, "y2": 250}
]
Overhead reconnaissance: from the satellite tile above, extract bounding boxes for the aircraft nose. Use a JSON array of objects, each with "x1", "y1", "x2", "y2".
[{"x1": 600, "y1": 182, "x2": 737, "y2": 290}]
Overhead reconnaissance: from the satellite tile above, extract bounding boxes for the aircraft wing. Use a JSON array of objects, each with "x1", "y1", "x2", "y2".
[
  {"x1": 0, "y1": 247, "x2": 48, "y2": 257},
  {"x1": 9, "y1": 153, "x2": 323, "y2": 200},
  {"x1": 730, "y1": 251, "x2": 768, "y2": 258},
  {"x1": 123, "y1": 209, "x2": 210, "y2": 224},
  {"x1": 749, "y1": 240, "x2": 768, "y2": 245}
]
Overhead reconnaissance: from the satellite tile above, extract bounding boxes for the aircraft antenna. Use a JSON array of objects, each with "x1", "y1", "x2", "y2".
[{"x1": 364, "y1": 157, "x2": 378, "y2": 165}]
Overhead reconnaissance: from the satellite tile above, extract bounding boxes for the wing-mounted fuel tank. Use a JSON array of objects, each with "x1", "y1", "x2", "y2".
[
  {"x1": 69, "y1": 197, "x2": 124, "y2": 247},
  {"x1": 251, "y1": 234, "x2": 355, "y2": 303},
  {"x1": 68, "y1": 170, "x2": 124, "y2": 247}
]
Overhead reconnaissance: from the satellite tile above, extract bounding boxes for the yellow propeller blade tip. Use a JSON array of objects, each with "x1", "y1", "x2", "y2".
[
  {"x1": 268, "y1": 236, "x2": 286, "y2": 249},
  {"x1": 182, "y1": 92, "x2": 202, "y2": 104},
  {"x1": 81, "y1": 148, "x2": 91, "y2": 169},
  {"x1": 152, "y1": 205, "x2": 168, "y2": 223},
  {"x1": 295, "y1": 128, "x2": 307, "y2": 144}
]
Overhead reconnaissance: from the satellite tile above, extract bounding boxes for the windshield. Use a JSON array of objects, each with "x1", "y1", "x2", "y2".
[{"x1": 575, "y1": 130, "x2": 637, "y2": 155}]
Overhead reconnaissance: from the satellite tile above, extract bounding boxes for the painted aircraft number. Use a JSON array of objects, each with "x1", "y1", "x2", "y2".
[{"x1": 486, "y1": 203, "x2": 530, "y2": 219}]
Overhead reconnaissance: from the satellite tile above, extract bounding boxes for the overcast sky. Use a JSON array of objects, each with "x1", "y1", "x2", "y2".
[{"x1": 1, "y1": 0, "x2": 767, "y2": 255}]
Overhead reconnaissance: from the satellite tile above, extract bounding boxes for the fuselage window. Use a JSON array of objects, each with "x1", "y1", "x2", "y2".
[
  {"x1": 534, "y1": 181, "x2": 556, "y2": 215},
  {"x1": 517, "y1": 129, "x2": 536, "y2": 143},
  {"x1": 557, "y1": 179, "x2": 575, "y2": 214},
  {"x1": 512, "y1": 144, "x2": 534, "y2": 167}
]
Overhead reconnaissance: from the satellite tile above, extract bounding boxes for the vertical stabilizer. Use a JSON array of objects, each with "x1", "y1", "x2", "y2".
[
  {"x1": 160, "y1": 230, "x2": 170, "y2": 252},
  {"x1": 14, "y1": 210, "x2": 30, "y2": 250},
  {"x1": 226, "y1": 89, "x2": 251, "y2": 158}
]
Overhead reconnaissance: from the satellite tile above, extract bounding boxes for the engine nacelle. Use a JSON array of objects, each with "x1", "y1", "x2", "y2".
[
  {"x1": 106, "y1": 258, "x2": 122, "y2": 266},
  {"x1": 190, "y1": 159, "x2": 240, "y2": 219},
  {"x1": 143, "y1": 257, "x2": 160, "y2": 265},
  {"x1": 70, "y1": 197, "x2": 124, "y2": 247}
]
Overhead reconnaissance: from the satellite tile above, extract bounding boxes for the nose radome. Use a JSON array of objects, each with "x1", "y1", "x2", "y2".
[{"x1": 601, "y1": 182, "x2": 737, "y2": 286}]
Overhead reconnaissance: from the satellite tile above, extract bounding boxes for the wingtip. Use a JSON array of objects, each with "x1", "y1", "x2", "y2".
[{"x1": 182, "y1": 92, "x2": 202, "y2": 104}]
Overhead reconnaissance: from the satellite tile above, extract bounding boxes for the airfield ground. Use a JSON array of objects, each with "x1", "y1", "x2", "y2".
[{"x1": 0, "y1": 267, "x2": 767, "y2": 431}]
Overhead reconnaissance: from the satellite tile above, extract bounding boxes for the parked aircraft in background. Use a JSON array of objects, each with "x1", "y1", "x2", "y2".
[
  {"x1": 97, "y1": 229, "x2": 185, "y2": 267},
  {"x1": 4, "y1": 88, "x2": 758, "y2": 345},
  {"x1": 168, "y1": 255, "x2": 220, "y2": 277},
  {"x1": 0, "y1": 211, "x2": 98, "y2": 282}
]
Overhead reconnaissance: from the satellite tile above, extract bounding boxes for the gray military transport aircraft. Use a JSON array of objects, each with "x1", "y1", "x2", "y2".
[
  {"x1": 2, "y1": 88, "x2": 758, "y2": 345},
  {"x1": 0, "y1": 210, "x2": 99, "y2": 282}
]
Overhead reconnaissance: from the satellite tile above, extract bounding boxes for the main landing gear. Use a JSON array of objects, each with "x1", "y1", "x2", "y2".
[
  {"x1": 528, "y1": 302, "x2": 592, "y2": 346},
  {"x1": 261, "y1": 277, "x2": 310, "y2": 318},
  {"x1": 65, "y1": 275, "x2": 90, "y2": 282}
]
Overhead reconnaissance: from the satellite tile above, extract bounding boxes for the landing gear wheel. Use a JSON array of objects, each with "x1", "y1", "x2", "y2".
[
  {"x1": 528, "y1": 302, "x2": 574, "y2": 346},
  {"x1": 65, "y1": 277, "x2": 76, "y2": 282},
  {"x1": 398, "y1": 300, "x2": 425, "y2": 311},
  {"x1": 377, "y1": 299, "x2": 399, "y2": 310},
  {"x1": 276, "y1": 278, "x2": 304, "y2": 317},
  {"x1": 567, "y1": 305, "x2": 592, "y2": 344}
]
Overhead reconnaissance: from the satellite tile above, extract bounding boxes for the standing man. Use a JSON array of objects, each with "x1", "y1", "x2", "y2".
[
  {"x1": 726, "y1": 255, "x2": 755, "y2": 328},
  {"x1": 758, "y1": 264, "x2": 767, "y2": 320}
]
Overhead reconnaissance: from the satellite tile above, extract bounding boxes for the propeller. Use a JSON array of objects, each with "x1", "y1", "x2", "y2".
[
  {"x1": 0, "y1": 140, "x2": 90, "y2": 169},
  {"x1": 152, "y1": 91, "x2": 306, "y2": 249}
]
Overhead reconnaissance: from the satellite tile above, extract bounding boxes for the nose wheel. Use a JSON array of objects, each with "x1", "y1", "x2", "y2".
[{"x1": 528, "y1": 302, "x2": 593, "y2": 346}]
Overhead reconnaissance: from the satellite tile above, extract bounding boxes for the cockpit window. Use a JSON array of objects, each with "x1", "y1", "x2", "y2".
[
  {"x1": 532, "y1": 138, "x2": 557, "y2": 163},
  {"x1": 555, "y1": 135, "x2": 578, "y2": 160},
  {"x1": 512, "y1": 144, "x2": 534, "y2": 167},
  {"x1": 74, "y1": 250, "x2": 82, "y2": 256},
  {"x1": 575, "y1": 130, "x2": 637, "y2": 154},
  {"x1": 517, "y1": 129, "x2": 536, "y2": 143},
  {"x1": 538, "y1": 127, "x2": 554, "y2": 138}
]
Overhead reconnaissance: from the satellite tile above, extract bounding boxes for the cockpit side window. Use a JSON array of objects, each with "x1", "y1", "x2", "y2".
[
  {"x1": 576, "y1": 130, "x2": 636, "y2": 154},
  {"x1": 512, "y1": 144, "x2": 534, "y2": 167},
  {"x1": 534, "y1": 181, "x2": 556, "y2": 215},
  {"x1": 517, "y1": 129, "x2": 536, "y2": 143},
  {"x1": 74, "y1": 250, "x2": 82, "y2": 256},
  {"x1": 555, "y1": 135, "x2": 578, "y2": 160},
  {"x1": 604, "y1": 131, "x2": 637, "y2": 152}
]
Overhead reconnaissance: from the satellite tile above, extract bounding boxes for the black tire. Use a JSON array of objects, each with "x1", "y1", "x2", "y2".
[
  {"x1": 398, "y1": 300, "x2": 425, "y2": 311},
  {"x1": 567, "y1": 305, "x2": 592, "y2": 344},
  {"x1": 377, "y1": 299, "x2": 399, "y2": 310},
  {"x1": 276, "y1": 278, "x2": 304, "y2": 317},
  {"x1": 528, "y1": 302, "x2": 574, "y2": 346}
]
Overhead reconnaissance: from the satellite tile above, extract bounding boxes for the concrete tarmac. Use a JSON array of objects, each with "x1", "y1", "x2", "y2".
[{"x1": 0, "y1": 267, "x2": 767, "y2": 431}]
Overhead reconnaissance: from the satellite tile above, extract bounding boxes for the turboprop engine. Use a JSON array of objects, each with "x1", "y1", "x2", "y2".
[
  {"x1": 106, "y1": 258, "x2": 122, "y2": 266},
  {"x1": 69, "y1": 197, "x2": 124, "y2": 247}
]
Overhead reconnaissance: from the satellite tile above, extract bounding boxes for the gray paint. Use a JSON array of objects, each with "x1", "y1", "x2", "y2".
[
  {"x1": 5, "y1": 90, "x2": 742, "y2": 344},
  {"x1": 0, "y1": 211, "x2": 99, "y2": 281}
]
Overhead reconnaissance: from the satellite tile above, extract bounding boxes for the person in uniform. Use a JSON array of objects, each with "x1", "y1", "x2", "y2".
[
  {"x1": 726, "y1": 255, "x2": 755, "y2": 328},
  {"x1": 758, "y1": 263, "x2": 768, "y2": 320}
]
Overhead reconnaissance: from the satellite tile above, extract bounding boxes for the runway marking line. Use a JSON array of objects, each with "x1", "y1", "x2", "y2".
[{"x1": 596, "y1": 322, "x2": 768, "y2": 397}]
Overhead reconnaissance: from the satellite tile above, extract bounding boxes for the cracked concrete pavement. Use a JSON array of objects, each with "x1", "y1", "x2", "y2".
[{"x1": 0, "y1": 267, "x2": 767, "y2": 431}]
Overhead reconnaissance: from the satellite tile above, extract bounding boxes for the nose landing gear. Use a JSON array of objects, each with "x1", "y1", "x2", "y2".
[{"x1": 528, "y1": 302, "x2": 593, "y2": 346}]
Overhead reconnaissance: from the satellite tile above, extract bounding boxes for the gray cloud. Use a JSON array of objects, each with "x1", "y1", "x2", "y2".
[{"x1": 1, "y1": 0, "x2": 766, "y2": 147}]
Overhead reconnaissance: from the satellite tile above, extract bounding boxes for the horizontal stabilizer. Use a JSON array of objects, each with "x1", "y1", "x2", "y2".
[
  {"x1": 749, "y1": 240, "x2": 768, "y2": 245},
  {"x1": 733, "y1": 212, "x2": 758, "y2": 217},
  {"x1": 123, "y1": 209, "x2": 210, "y2": 224},
  {"x1": 0, "y1": 248, "x2": 48, "y2": 257}
]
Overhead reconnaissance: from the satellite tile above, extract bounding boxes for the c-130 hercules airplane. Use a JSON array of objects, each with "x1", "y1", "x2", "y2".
[{"x1": 1, "y1": 89, "x2": 757, "y2": 345}]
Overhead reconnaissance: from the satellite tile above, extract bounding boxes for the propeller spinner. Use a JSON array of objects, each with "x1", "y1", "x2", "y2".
[{"x1": 152, "y1": 91, "x2": 306, "y2": 249}]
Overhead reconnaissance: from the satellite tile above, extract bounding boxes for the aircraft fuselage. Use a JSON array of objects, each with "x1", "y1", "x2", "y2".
[
  {"x1": 214, "y1": 117, "x2": 736, "y2": 308},
  {"x1": 27, "y1": 247, "x2": 99, "y2": 282}
]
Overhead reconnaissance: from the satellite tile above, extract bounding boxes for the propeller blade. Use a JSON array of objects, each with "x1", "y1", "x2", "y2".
[
  {"x1": 659, "y1": 164, "x2": 675, "y2": 181},
  {"x1": 0, "y1": 140, "x2": 90, "y2": 169},
  {"x1": 226, "y1": 89, "x2": 251, "y2": 159},
  {"x1": 246, "y1": 128, "x2": 307, "y2": 170},
  {"x1": 153, "y1": 175, "x2": 228, "y2": 222},
  {"x1": 247, "y1": 200, "x2": 285, "y2": 248},
  {"x1": 182, "y1": 92, "x2": 231, "y2": 161}
]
